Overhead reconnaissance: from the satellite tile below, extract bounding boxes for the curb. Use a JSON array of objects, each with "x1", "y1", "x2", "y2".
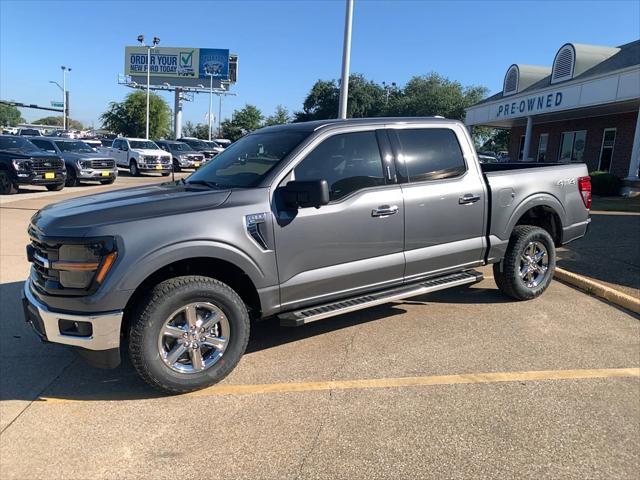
[{"x1": 554, "y1": 268, "x2": 640, "y2": 314}]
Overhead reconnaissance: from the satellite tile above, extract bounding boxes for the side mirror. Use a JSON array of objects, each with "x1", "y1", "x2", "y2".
[{"x1": 283, "y1": 180, "x2": 330, "y2": 209}]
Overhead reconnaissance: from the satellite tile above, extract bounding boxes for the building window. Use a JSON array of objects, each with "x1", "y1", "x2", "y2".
[
  {"x1": 551, "y1": 44, "x2": 575, "y2": 84},
  {"x1": 537, "y1": 134, "x2": 549, "y2": 162},
  {"x1": 503, "y1": 65, "x2": 519, "y2": 96},
  {"x1": 559, "y1": 130, "x2": 587, "y2": 163},
  {"x1": 518, "y1": 135, "x2": 525, "y2": 160},
  {"x1": 598, "y1": 128, "x2": 616, "y2": 172}
]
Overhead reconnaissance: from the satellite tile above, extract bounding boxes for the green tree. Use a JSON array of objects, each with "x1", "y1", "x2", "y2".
[
  {"x1": 386, "y1": 73, "x2": 488, "y2": 120},
  {"x1": 480, "y1": 128, "x2": 510, "y2": 153},
  {"x1": 295, "y1": 72, "x2": 488, "y2": 124},
  {"x1": 100, "y1": 91, "x2": 171, "y2": 139},
  {"x1": 0, "y1": 104, "x2": 24, "y2": 126},
  {"x1": 220, "y1": 104, "x2": 263, "y2": 141},
  {"x1": 33, "y1": 116, "x2": 83, "y2": 130},
  {"x1": 294, "y1": 74, "x2": 386, "y2": 121},
  {"x1": 182, "y1": 121, "x2": 210, "y2": 139},
  {"x1": 264, "y1": 105, "x2": 291, "y2": 126}
]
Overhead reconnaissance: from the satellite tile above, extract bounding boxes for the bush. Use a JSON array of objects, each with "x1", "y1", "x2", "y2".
[{"x1": 590, "y1": 171, "x2": 622, "y2": 196}]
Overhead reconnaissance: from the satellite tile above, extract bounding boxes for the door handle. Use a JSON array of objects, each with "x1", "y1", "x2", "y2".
[
  {"x1": 372, "y1": 205, "x2": 399, "y2": 217},
  {"x1": 459, "y1": 194, "x2": 480, "y2": 204}
]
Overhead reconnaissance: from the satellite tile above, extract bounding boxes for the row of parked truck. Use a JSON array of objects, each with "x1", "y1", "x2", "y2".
[{"x1": 0, "y1": 135, "x2": 228, "y2": 195}]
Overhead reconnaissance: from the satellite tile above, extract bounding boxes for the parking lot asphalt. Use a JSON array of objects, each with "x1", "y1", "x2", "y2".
[{"x1": 0, "y1": 175, "x2": 638, "y2": 479}]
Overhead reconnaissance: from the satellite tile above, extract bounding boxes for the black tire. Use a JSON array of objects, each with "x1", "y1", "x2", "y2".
[
  {"x1": 129, "y1": 160, "x2": 140, "y2": 177},
  {"x1": 161, "y1": 172, "x2": 171, "y2": 177},
  {"x1": 65, "y1": 168, "x2": 79, "y2": 187},
  {"x1": 129, "y1": 275, "x2": 250, "y2": 394},
  {"x1": 173, "y1": 159, "x2": 182, "y2": 172},
  {"x1": 100, "y1": 178, "x2": 115, "y2": 185},
  {"x1": 0, "y1": 170, "x2": 18, "y2": 195},
  {"x1": 493, "y1": 225, "x2": 556, "y2": 301},
  {"x1": 46, "y1": 183, "x2": 65, "y2": 191}
]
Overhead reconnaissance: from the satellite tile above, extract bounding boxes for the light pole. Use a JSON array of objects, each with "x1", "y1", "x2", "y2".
[
  {"x1": 338, "y1": 0, "x2": 354, "y2": 119},
  {"x1": 61, "y1": 66, "x2": 71, "y2": 129},
  {"x1": 218, "y1": 93, "x2": 223, "y2": 138},
  {"x1": 138, "y1": 35, "x2": 160, "y2": 139},
  {"x1": 207, "y1": 73, "x2": 214, "y2": 140}
]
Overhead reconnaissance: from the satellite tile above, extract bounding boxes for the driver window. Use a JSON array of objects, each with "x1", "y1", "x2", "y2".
[{"x1": 293, "y1": 131, "x2": 385, "y2": 201}]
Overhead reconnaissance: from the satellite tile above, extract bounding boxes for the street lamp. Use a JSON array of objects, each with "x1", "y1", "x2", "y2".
[
  {"x1": 138, "y1": 35, "x2": 160, "y2": 139},
  {"x1": 338, "y1": 0, "x2": 354, "y2": 119},
  {"x1": 61, "y1": 66, "x2": 71, "y2": 129},
  {"x1": 207, "y1": 73, "x2": 215, "y2": 140}
]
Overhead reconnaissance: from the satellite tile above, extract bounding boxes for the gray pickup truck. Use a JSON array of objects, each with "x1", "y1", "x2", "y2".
[{"x1": 22, "y1": 118, "x2": 591, "y2": 393}]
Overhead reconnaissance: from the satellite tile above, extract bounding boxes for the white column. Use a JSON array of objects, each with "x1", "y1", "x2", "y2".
[
  {"x1": 521, "y1": 116, "x2": 533, "y2": 161},
  {"x1": 338, "y1": 0, "x2": 354, "y2": 119},
  {"x1": 626, "y1": 106, "x2": 640, "y2": 179},
  {"x1": 174, "y1": 88, "x2": 183, "y2": 140}
]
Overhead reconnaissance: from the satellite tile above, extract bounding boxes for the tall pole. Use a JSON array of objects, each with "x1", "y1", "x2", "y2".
[
  {"x1": 62, "y1": 70, "x2": 66, "y2": 130},
  {"x1": 218, "y1": 94, "x2": 223, "y2": 138},
  {"x1": 338, "y1": 0, "x2": 354, "y2": 119},
  {"x1": 208, "y1": 74, "x2": 213, "y2": 141},
  {"x1": 146, "y1": 46, "x2": 151, "y2": 139}
]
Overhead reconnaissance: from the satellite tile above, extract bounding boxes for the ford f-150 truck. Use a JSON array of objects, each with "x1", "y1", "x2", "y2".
[
  {"x1": 100, "y1": 137, "x2": 171, "y2": 176},
  {"x1": 30, "y1": 137, "x2": 118, "y2": 187},
  {"x1": 22, "y1": 118, "x2": 591, "y2": 393},
  {"x1": 0, "y1": 135, "x2": 66, "y2": 194}
]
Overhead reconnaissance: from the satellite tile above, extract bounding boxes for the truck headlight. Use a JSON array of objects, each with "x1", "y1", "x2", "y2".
[
  {"x1": 53, "y1": 240, "x2": 117, "y2": 289},
  {"x1": 12, "y1": 159, "x2": 32, "y2": 171},
  {"x1": 76, "y1": 160, "x2": 91, "y2": 170}
]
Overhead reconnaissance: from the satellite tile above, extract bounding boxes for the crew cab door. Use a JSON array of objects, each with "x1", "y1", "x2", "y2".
[
  {"x1": 388, "y1": 125, "x2": 486, "y2": 281},
  {"x1": 273, "y1": 129, "x2": 404, "y2": 310},
  {"x1": 111, "y1": 139, "x2": 128, "y2": 167}
]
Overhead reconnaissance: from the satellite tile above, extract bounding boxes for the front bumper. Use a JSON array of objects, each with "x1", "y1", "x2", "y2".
[
  {"x1": 15, "y1": 171, "x2": 66, "y2": 185},
  {"x1": 139, "y1": 164, "x2": 171, "y2": 173},
  {"x1": 77, "y1": 168, "x2": 118, "y2": 180},
  {"x1": 22, "y1": 279, "x2": 122, "y2": 351}
]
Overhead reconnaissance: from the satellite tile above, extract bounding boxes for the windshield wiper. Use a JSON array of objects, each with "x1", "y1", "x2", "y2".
[{"x1": 186, "y1": 179, "x2": 221, "y2": 189}]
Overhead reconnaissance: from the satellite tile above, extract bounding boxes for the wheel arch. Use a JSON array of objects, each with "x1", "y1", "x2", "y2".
[{"x1": 505, "y1": 194, "x2": 565, "y2": 246}]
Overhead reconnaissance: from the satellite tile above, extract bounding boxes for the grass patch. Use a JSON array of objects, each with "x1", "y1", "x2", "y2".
[{"x1": 591, "y1": 196, "x2": 640, "y2": 213}]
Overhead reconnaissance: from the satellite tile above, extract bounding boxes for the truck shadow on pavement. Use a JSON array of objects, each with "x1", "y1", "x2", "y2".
[{"x1": 0, "y1": 280, "x2": 510, "y2": 403}]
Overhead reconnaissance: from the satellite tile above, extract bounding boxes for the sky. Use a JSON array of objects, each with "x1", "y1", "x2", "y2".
[{"x1": 1, "y1": 0, "x2": 638, "y2": 128}]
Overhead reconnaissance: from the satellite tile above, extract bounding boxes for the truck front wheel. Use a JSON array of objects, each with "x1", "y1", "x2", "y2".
[
  {"x1": 129, "y1": 160, "x2": 140, "y2": 177},
  {"x1": 493, "y1": 225, "x2": 556, "y2": 301},
  {"x1": 128, "y1": 275, "x2": 250, "y2": 394}
]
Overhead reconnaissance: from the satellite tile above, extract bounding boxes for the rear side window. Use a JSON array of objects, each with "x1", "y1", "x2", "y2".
[
  {"x1": 293, "y1": 131, "x2": 385, "y2": 201},
  {"x1": 395, "y1": 128, "x2": 466, "y2": 182}
]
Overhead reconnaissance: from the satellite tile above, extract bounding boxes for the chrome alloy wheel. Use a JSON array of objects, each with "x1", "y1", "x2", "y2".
[
  {"x1": 158, "y1": 302, "x2": 230, "y2": 374},
  {"x1": 519, "y1": 241, "x2": 549, "y2": 288}
]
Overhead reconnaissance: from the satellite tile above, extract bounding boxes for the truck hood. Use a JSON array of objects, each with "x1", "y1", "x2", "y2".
[
  {"x1": 135, "y1": 148, "x2": 169, "y2": 157},
  {"x1": 0, "y1": 148, "x2": 59, "y2": 159},
  {"x1": 60, "y1": 151, "x2": 112, "y2": 161},
  {"x1": 31, "y1": 183, "x2": 232, "y2": 237}
]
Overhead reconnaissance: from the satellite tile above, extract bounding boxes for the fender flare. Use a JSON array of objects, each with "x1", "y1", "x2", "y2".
[
  {"x1": 115, "y1": 240, "x2": 267, "y2": 293},
  {"x1": 501, "y1": 193, "x2": 566, "y2": 240}
]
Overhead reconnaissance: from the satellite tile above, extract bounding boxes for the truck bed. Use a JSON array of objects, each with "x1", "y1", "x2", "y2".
[{"x1": 481, "y1": 162, "x2": 590, "y2": 262}]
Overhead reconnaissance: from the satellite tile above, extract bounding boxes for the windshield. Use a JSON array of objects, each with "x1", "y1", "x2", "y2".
[
  {"x1": 187, "y1": 131, "x2": 307, "y2": 188},
  {"x1": 130, "y1": 140, "x2": 159, "y2": 149},
  {"x1": 0, "y1": 136, "x2": 36, "y2": 151},
  {"x1": 55, "y1": 140, "x2": 94, "y2": 153},
  {"x1": 205, "y1": 141, "x2": 220, "y2": 148},
  {"x1": 183, "y1": 139, "x2": 210, "y2": 150},
  {"x1": 173, "y1": 142, "x2": 195, "y2": 152}
]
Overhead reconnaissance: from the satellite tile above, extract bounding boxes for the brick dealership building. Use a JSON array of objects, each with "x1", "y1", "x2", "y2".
[{"x1": 465, "y1": 40, "x2": 640, "y2": 193}]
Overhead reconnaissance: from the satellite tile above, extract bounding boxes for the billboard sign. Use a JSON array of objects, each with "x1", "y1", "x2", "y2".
[{"x1": 124, "y1": 46, "x2": 229, "y2": 81}]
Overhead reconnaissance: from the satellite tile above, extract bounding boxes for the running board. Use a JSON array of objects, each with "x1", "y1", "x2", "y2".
[{"x1": 278, "y1": 270, "x2": 483, "y2": 327}]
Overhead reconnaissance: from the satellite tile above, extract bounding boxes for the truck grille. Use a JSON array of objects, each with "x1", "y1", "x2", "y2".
[
  {"x1": 27, "y1": 225, "x2": 60, "y2": 294},
  {"x1": 30, "y1": 157, "x2": 64, "y2": 173},
  {"x1": 90, "y1": 158, "x2": 115, "y2": 169},
  {"x1": 143, "y1": 155, "x2": 170, "y2": 165}
]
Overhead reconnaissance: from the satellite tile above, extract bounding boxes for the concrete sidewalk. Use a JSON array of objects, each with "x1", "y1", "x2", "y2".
[{"x1": 557, "y1": 210, "x2": 640, "y2": 298}]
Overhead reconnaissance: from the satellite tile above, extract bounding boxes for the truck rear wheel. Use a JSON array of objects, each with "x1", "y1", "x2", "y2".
[
  {"x1": 493, "y1": 225, "x2": 556, "y2": 301},
  {"x1": 128, "y1": 275, "x2": 250, "y2": 394}
]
